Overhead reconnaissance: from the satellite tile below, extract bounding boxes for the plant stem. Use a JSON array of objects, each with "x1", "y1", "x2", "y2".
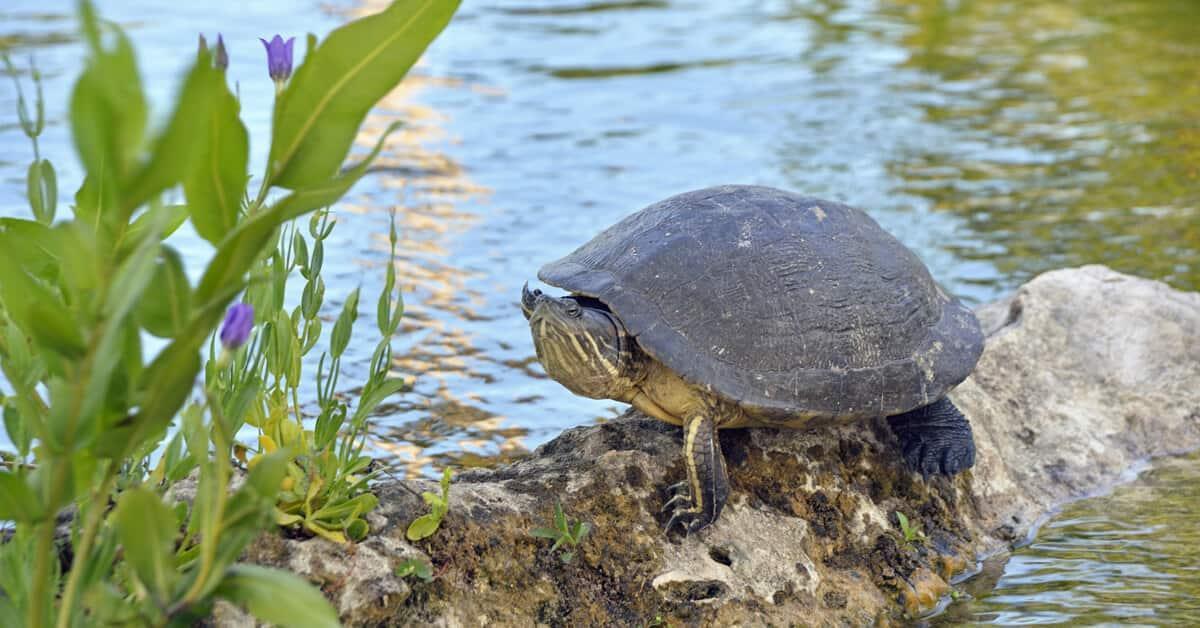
[
  {"x1": 55, "y1": 462, "x2": 118, "y2": 628},
  {"x1": 28, "y1": 466, "x2": 67, "y2": 628},
  {"x1": 177, "y1": 399, "x2": 232, "y2": 607}
]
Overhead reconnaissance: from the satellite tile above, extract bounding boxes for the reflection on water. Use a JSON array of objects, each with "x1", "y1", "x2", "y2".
[
  {"x1": 933, "y1": 452, "x2": 1200, "y2": 625},
  {"x1": 890, "y1": 0, "x2": 1200, "y2": 292}
]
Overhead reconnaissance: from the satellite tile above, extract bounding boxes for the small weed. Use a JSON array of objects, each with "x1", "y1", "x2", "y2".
[
  {"x1": 530, "y1": 501, "x2": 592, "y2": 563},
  {"x1": 395, "y1": 557, "x2": 434, "y2": 583},
  {"x1": 895, "y1": 511, "x2": 926, "y2": 547},
  {"x1": 407, "y1": 467, "x2": 452, "y2": 541}
]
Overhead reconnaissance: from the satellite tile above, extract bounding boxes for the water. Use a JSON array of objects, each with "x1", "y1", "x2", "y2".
[
  {"x1": 933, "y1": 452, "x2": 1200, "y2": 625},
  {"x1": 2, "y1": 0, "x2": 1199, "y2": 620}
]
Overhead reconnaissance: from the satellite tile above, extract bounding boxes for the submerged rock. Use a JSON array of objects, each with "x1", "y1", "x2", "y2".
[{"x1": 231, "y1": 266, "x2": 1200, "y2": 626}]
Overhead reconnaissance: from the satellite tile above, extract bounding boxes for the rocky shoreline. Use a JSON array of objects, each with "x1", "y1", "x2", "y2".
[{"x1": 222, "y1": 266, "x2": 1200, "y2": 626}]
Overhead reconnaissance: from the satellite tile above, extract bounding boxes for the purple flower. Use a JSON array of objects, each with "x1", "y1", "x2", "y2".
[
  {"x1": 214, "y1": 34, "x2": 229, "y2": 70},
  {"x1": 260, "y1": 35, "x2": 295, "y2": 84},
  {"x1": 198, "y1": 33, "x2": 230, "y2": 70},
  {"x1": 220, "y1": 303, "x2": 254, "y2": 350}
]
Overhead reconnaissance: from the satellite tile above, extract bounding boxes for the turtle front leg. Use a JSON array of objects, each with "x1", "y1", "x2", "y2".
[{"x1": 663, "y1": 408, "x2": 730, "y2": 535}]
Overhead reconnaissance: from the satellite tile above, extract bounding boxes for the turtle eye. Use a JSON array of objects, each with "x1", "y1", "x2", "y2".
[{"x1": 564, "y1": 301, "x2": 582, "y2": 318}]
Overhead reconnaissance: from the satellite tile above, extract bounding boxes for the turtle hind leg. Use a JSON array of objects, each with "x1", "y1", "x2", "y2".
[
  {"x1": 886, "y1": 397, "x2": 976, "y2": 476},
  {"x1": 663, "y1": 407, "x2": 731, "y2": 535}
]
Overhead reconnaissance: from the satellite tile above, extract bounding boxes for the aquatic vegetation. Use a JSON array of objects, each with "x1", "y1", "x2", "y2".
[
  {"x1": 530, "y1": 502, "x2": 592, "y2": 564},
  {"x1": 407, "y1": 467, "x2": 452, "y2": 541},
  {"x1": 0, "y1": 0, "x2": 459, "y2": 625}
]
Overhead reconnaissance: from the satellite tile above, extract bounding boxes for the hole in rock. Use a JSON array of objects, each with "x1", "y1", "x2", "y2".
[{"x1": 708, "y1": 546, "x2": 733, "y2": 567}]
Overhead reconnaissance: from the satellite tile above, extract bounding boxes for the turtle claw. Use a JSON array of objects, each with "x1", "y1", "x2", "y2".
[
  {"x1": 661, "y1": 492, "x2": 690, "y2": 514},
  {"x1": 662, "y1": 487, "x2": 711, "y2": 537},
  {"x1": 666, "y1": 481, "x2": 689, "y2": 496},
  {"x1": 664, "y1": 508, "x2": 701, "y2": 537}
]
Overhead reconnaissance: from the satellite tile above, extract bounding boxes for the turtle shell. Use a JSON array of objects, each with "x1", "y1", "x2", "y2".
[{"x1": 539, "y1": 185, "x2": 984, "y2": 420}]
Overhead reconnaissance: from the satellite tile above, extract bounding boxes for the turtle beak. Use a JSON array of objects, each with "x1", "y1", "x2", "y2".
[{"x1": 520, "y1": 282, "x2": 545, "y2": 320}]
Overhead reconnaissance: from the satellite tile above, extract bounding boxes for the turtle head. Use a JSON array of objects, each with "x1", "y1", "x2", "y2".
[{"x1": 522, "y1": 283, "x2": 639, "y2": 400}]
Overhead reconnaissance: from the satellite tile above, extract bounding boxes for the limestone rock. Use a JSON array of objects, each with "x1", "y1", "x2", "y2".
[{"x1": 234, "y1": 266, "x2": 1200, "y2": 626}]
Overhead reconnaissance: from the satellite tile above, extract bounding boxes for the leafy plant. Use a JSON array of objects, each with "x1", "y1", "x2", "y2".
[
  {"x1": 530, "y1": 502, "x2": 592, "y2": 563},
  {"x1": 896, "y1": 511, "x2": 926, "y2": 547},
  {"x1": 395, "y1": 557, "x2": 434, "y2": 583},
  {"x1": 0, "y1": 1, "x2": 459, "y2": 626},
  {"x1": 216, "y1": 205, "x2": 408, "y2": 544},
  {"x1": 407, "y1": 467, "x2": 452, "y2": 541}
]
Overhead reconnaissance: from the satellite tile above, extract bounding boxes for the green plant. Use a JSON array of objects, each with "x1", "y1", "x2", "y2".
[
  {"x1": 407, "y1": 467, "x2": 452, "y2": 541},
  {"x1": 530, "y1": 502, "x2": 592, "y2": 563},
  {"x1": 208, "y1": 205, "x2": 407, "y2": 544},
  {"x1": 0, "y1": 0, "x2": 459, "y2": 626},
  {"x1": 896, "y1": 511, "x2": 926, "y2": 547},
  {"x1": 395, "y1": 557, "x2": 434, "y2": 583}
]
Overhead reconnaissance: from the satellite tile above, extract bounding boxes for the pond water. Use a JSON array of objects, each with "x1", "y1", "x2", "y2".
[
  {"x1": 932, "y1": 452, "x2": 1200, "y2": 625},
  {"x1": 2, "y1": 0, "x2": 1198, "y2": 621}
]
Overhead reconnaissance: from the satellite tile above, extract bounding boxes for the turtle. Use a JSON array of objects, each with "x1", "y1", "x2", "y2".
[{"x1": 520, "y1": 185, "x2": 984, "y2": 534}]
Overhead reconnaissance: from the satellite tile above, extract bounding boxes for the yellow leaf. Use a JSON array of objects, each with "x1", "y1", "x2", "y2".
[
  {"x1": 304, "y1": 520, "x2": 347, "y2": 544},
  {"x1": 275, "y1": 508, "x2": 303, "y2": 526},
  {"x1": 279, "y1": 420, "x2": 303, "y2": 450}
]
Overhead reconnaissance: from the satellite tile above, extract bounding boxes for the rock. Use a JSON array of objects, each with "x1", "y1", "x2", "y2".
[{"x1": 234, "y1": 266, "x2": 1200, "y2": 626}]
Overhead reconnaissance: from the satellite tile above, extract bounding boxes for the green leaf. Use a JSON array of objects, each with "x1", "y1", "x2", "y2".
[
  {"x1": 104, "y1": 215, "x2": 162, "y2": 320},
  {"x1": 269, "y1": 0, "x2": 460, "y2": 188},
  {"x1": 184, "y1": 74, "x2": 248, "y2": 244},
  {"x1": 123, "y1": 203, "x2": 189, "y2": 252},
  {"x1": 406, "y1": 513, "x2": 442, "y2": 541},
  {"x1": 123, "y1": 53, "x2": 223, "y2": 215},
  {"x1": 554, "y1": 502, "x2": 566, "y2": 531},
  {"x1": 27, "y1": 159, "x2": 57, "y2": 224},
  {"x1": 223, "y1": 376, "x2": 261, "y2": 434},
  {"x1": 95, "y1": 314, "x2": 206, "y2": 458},
  {"x1": 439, "y1": 466, "x2": 452, "y2": 500},
  {"x1": 215, "y1": 564, "x2": 339, "y2": 628},
  {"x1": 301, "y1": 275, "x2": 325, "y2": 321},
  {"x1": 70, "y1": 5, "x2": 147, "y2": 225},
  {"x1": 0, "y1": 471, "x2": 43, "y2": 522},
  {"x1": 79, "y1": 217, "x2": 163, "y2": 427},
  {"x1": 194, "y1": 204, "x2": 283, "y2": 307},
  {"x1": 345, "y1": 518, "x2": 370, "y2": 542},
  {"x1": 136, "y1": 245, "x2": 192, "y2": 337},
  {"x1": 351, "y1": 377, "x2": 408, "y2": 423},
  {"x1": 114, "y1": 487, "x2": 178, "y2": 601},
  {"x1": 182, "y1": 402, "x2": 208, "y2": 462},
  {"x1": 311, "y1": 493, "x2": 378, "y2": 523},
  {"x1": 395, "y1": 558, "x2": 433, "y2": 582},
  {"x1": 330, "y1": 287, "x2": 359, "y2": 359},
  {"x1": 529, "y1": 527, "x2": 560, "y2": 540},
  {"x1": 268, "y1": 121, "x2": 402, "y2": 223},
  {"x1": 26, "y1": 298, "x2": 86, "y2": 359},
  {"x1": 0, "y1": 218, "x2": 58, "y2": 281},
  {"x1": 244, "y1": 451, "x2": 288, "y2": 500},
  {"x1": 0, "y1": 229, "x2": 69, "y2": 343},
  {"x1": 3, "y1": 404, "x2": 33, "y2": 458}
]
